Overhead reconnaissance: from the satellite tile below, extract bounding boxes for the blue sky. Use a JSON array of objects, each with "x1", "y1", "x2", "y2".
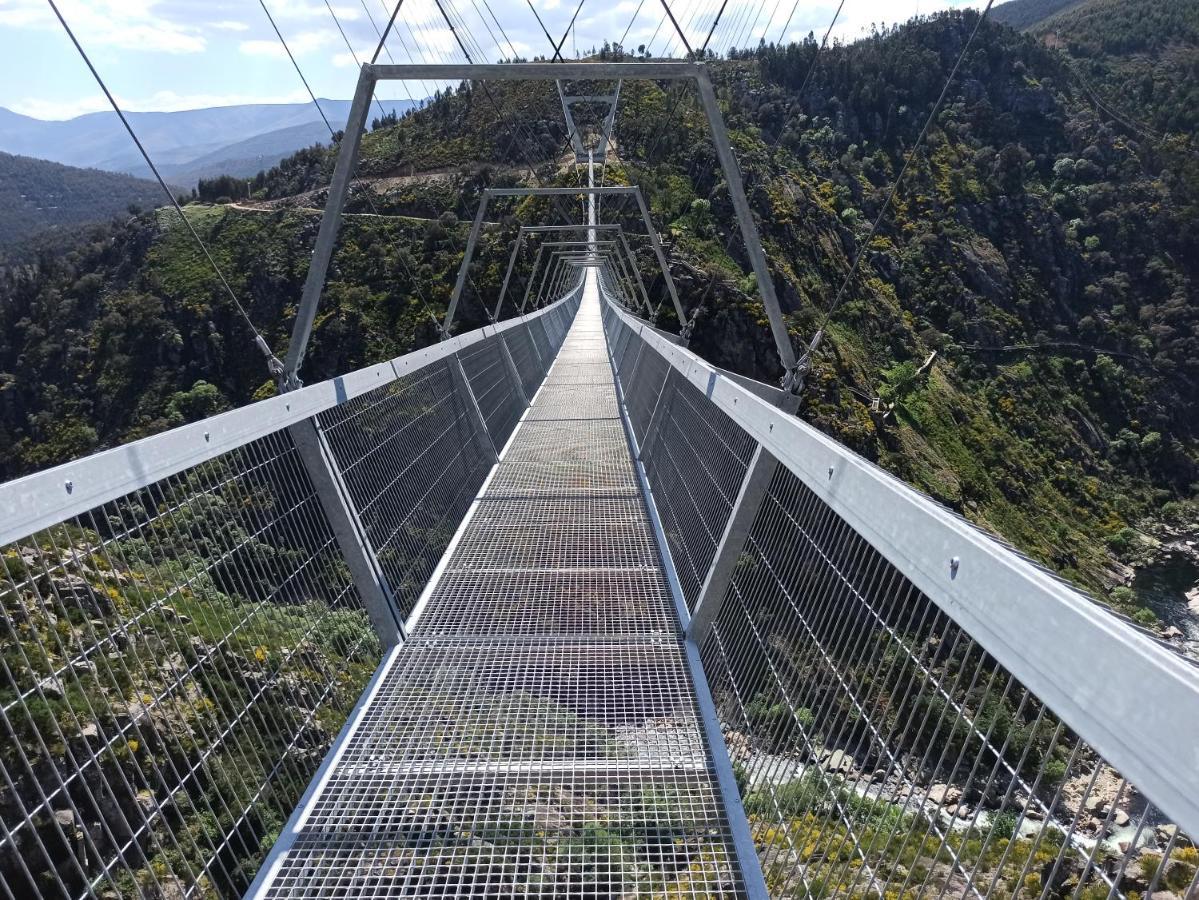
[{"x1": 0, "y1": 0, "x2": 984, "y2": 120}]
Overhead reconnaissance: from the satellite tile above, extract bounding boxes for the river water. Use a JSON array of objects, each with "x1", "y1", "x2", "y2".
[{"x1": 1132, "y1": 543, "x2": 1199, "y2": 657}]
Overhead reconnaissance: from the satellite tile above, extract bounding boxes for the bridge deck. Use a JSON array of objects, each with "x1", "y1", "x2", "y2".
[{"x1": 254, "y1": 277, "x2": 747, "y2": 897}]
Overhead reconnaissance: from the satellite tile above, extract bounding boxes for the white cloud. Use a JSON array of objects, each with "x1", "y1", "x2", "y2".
[
  {"x1": 209, "y1": 19, "x2": 250, "y2": 31},
  {"x1": 240, "y1": 29, "x2": 334, "y2": 57},
  {"x1": 0, "y1": 0, "x2": 207, "y2": 53}
]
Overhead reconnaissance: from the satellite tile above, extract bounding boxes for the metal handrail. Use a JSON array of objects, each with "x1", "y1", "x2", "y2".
[{"x1": 601, "y1": 289, "x2": 1199, "y2": 839}]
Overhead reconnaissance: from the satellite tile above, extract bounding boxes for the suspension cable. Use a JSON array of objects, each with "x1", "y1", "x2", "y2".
[
  {"x1": 524, "y1": 0, "x2": 561, "y2": 60},
  {"x1": 371, "y1": 0, "x2": 405, "y2": 63},
  {"x1": 620, "y1": 0, "x2": 647, "y2": 49},
  {"x1": 45, "y1": 0, "x2": 285, "y2": 377},
  {"x1": 322, "y1": 0, "x2": 389, "y2": 122},
  {"x1": 701, "y1": 0, "x2": 732, "y2": 55},
  {"x1": 796, "y1": 0, "x2": 845, "y2": 98},
  {"x1": 657, "y1": 0, "x2": 695, "y2": 57},
  {"x1": 553, "y1": 0, "x2": 589, "y2": 61}
]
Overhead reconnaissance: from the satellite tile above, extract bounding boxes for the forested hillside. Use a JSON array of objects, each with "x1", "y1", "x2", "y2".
[
  {"x1": 1, "y1": 4, "x2": 1196, "y2": 613},
  {"x1": 1031, "y1": 0, "x2": 1198, "y2": 134},
  {"x1": 0, "y1": 153, "x2": 162, "y2": 260}
]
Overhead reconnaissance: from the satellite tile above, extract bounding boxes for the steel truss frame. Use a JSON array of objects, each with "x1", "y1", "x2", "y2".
[
  {"x1": 444, "y1": 184, "x2": 682, "y2": 334},
  {"x1": 557, "y1": 79, "x2": 622, "y2": 162},
  {"x1": 496, "y1": 224, "x2": 652, "y2": 320},
  {"x1": 282, "y1": 62, "x2": 798, "y2": 392}
]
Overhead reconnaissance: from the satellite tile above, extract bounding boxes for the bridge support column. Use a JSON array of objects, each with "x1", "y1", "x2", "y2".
[
  {"x1": 687, "y1": 443, "x2": 778, "y2": 642},
  {"x1": 693, "y1": 68, "x2": 799, "y2": 385},
  {"x1": 283, "y1": 69, "x2": 375, "y2": 388},
  {"x1": 289, "y1": 418, "x2": 404, "y2": 647}
]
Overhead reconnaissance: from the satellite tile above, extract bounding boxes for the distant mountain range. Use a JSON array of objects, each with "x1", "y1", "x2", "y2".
[{"x1": 0, "y1": 98, "x2": 416, "y2": 188}]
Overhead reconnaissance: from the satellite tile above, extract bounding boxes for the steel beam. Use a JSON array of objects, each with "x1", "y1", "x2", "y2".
[
  {"x1": 686, "y1": 443, "x2": 778, "y2": 641},
  {"x1": 471, "y1": 186, "x2": 681, "y2": 325},
  {"x1": 693, "y1": 68, "x2": 798, "y2": 384},
  {"x1": 287, "y1": 62, "x2": 798, "y2": 388},
  {"x1": 502, "y1": 225, "x2": 648, "y2": 315},
  {"x1": 282, "y1": 68, "x2": 375, "y2": 388},
  {"x1": 626, "y1": 188, "x2": 684, "y2": 325},
  {"x1": 557, "y1": 80, "x2": 588, "y2": 159},
  {"x1": 496, "y1": 333, "x2": 529, "y2": 406},
  {"x1": 370, "y1": 62, "x2": 700, "y2": 80},
  {"x1": 597, "y1": 82, "x2": 622, "y2": 163},
  {"x1": 497, "y1": 225, "x2": 611, "y2": 321},
  {"x1": 289, "y1": 418, "x2": 403, "y2": 647},
  {"x1": 442, "y1": 191, "x2": 489, "y2": 336},
  {"x1": 617, "y1": 231, "x2": 653, "y2": 316},
  {"x1": 493, "y1": 228, "x2": 527, "y2": 322},
  {"x1": 481, "y1": 185, "x2": 637, "y2": 197}
]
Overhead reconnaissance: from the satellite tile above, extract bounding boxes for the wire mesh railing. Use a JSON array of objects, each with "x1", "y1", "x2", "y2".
[
  {"x1": 245, "y1": 277, "x2": 758, "y2": 899},
  {"x1": 600, "y1": 284, "x2": 1199, "y2": 900},
  {"x1": 0, "y1": 290, "x2": 579, "y2": 899}
]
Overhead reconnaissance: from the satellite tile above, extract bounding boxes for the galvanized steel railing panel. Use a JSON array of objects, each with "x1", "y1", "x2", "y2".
[
  {"x1": 601, "y1": 286, "x2": 1199, "y2": 899},
  {"x1": 0, "y1": 294, "x2": 578, "y2": 899}
]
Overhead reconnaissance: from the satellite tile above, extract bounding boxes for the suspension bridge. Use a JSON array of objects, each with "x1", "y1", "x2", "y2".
[{"x1": 1, "y1": 7, "x2": 1198, "y2": 899}]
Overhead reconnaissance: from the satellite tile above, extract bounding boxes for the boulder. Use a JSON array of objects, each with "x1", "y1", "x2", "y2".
[
  {"x1": 822, "y1": 749, "x2": 855, "y2": 774},
  {"x1": 1112, "y1": 808, "x2": 1130, "y2": 827},
  {"x1": 46, "y1": 574, "x2": 112, "y2": 616},
  {"x1": 53, "y1": 808, "x2": 76, "y2": 830},
  {"x1": 39, "y1": 677, "x2": 65, "y2": 700},
  {"x1": 928, "y1": 784, "x2": 961, "y2": 806},
  {"x1": 1155, "y1": 823, "x2": 1190, "y2": 846}
]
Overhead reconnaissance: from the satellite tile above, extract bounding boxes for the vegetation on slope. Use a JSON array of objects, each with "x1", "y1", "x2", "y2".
[
  {"x1": 0, "y1": 152, "x2": 162, "y2": 261},
  {"x1": 1, "y1": 8, "x2": 1196, "y2": 601},
  {"x1": 0, "y1": 6, "x2": 1197, "y2": 896},
  {"x1": 1031, "y1": 0, "x2": 1199, "y2": 134}
]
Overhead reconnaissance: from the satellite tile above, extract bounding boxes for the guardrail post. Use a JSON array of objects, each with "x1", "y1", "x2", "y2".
[
  {"x1": 495, "y1": 331, "x2": 530, "y2": 406},
  {"x1": 289, "y1": 417, "x2": 404, "y2": 648},
  {"x1": 449, "y1": 355, "x2": 499, "y2": 460},
  {"x1": 494, "y1": 228, "x2": 527, "y2": 322},
  {"x1": 637, "y1": 367, "x2": 674, "y2": 462},
  {"x1": 687, "y1": 443, "x2": 777, "y2": 642}
]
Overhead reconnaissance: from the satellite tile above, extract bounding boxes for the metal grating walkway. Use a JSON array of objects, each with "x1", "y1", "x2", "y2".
[{"x1": 254, "y1": 275, "x2": 747, "y2": 898}]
